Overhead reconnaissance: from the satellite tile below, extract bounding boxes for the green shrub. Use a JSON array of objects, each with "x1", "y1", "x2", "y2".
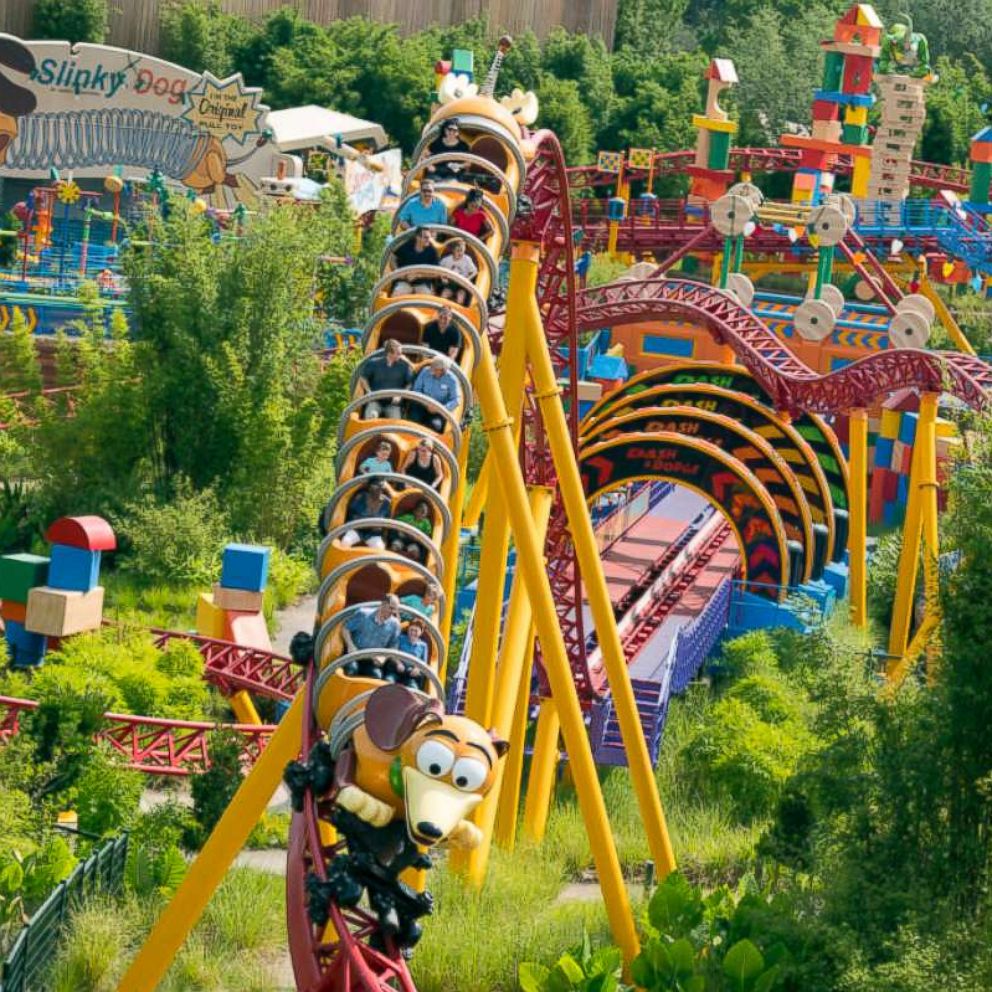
[
  {"x1": 32, "y1": 0, "x2": 108, "y2": 43},
  {"x1": 189, "y1": 731, "x2": 244, "y2": 845},
  {"x1": 726, "y1": 674, "x2": 803, "y2": 725},
  {"x1": 686, "y1": 697, "x2": 812, "y2": 823},
  {"x1": 866, "y1": 531, "x2": 903, "y2": 632},
  {"x1": 117, "y1": 484, "x2": 229, "y2": 586},
  {"x1": 713, "y1": 631, "x2": 779, "y2": 684},
  {"x1": 74, "y1": 746, "x2": 143, "y2": 837},
  {"x1": 264, "y1": 548, "x2": 313, "y2": 613}
]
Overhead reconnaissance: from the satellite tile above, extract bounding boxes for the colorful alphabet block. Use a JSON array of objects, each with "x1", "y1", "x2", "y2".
[
  {"x1": 48, "y1": 545, "x2": 101, "y2": 593},
  {"x1": 220, "y1": 544, "x2": 271, "y2": 593}
]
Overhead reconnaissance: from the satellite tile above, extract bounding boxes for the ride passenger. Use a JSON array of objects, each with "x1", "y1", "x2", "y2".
[
  {"x1": 357, "y1": 339, "x2": 413, "y2": 420},
  {"x1": 439, "y1": 238, "x2": 478, "y2": 306},
  {"x1": 401, "y1": 581, "x2": 441, "y2": 620},
  {"x1": 450, "y1": 188, "x2": 493, "y2": 241},
  {"x1": 410, "y1": 355, "x2": 461, "y2": 432},
  {"x1": 422, "y1": 305, "x2": 461, "y2": 360},
  {"x1": 342, "y1": 595, "x2": 401, "y2": 667},
  {"x1": 391, "y1": 226, "x2": 439, "y2": 296},
  {"x1": 340, "y1": 480, "x2": 392, "y2": 549},
  {"x1": 389, "y1": 500, "x2": 435, "y2": 563},
  {"x1": 399, "y1": 438, "x2": 444, "y2": 490},
  {"x1": 426, "y1": 118, "x2": 471, "y2": 180},
  {"x1": 398, "y1": 618, "x2": 429, "y2": 664},
  {"x1": 396, "y1": 178, "x2": 448, "y2": 230},
  {"x1": 359, "y1": 440, "x2": 394, "y2": 476}
]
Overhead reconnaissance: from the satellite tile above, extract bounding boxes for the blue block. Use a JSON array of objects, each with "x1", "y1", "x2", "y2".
[
  {"x1": 220, "y1": 543, "x2": 271, "y2": 592},
  {"x1": 883, "y1": 501, "x2": 899, "y2": 527},
  {"x1": 874, "y1": 437, "x2": 894, "y2": 469},
  {"x1": 48, "y1": 545, "x2": 101, "y2": 593},
  {"x1": 898, "y1": 412, "x2": 918, "y2": 445},
  {"x1": 4, "y1": 618, "x2": 47, "y2": 667},
  {"x1": 822, "y1": 562, "x2": 849, "y2": 600},
  {"x1": 814, "y1": 89, "x2": 874, "y2": 108},
  {"x1": 897, "y1": 474, "x2": 910, "y2": 505}
]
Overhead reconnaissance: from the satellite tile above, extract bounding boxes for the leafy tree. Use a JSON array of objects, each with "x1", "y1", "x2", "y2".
[
  {"x1": 614, "y1": 0, "x2": 691, "y2": 56},
  {"x1": 159, "y1": 0, "x2": 255, "y2": 77},
  {"x1": 919, "y1": 56, "x2": 992, "y2": 165},
  {"x1": 190, "y1": 731, "x2": 245, "y2": 844},
  {"x1": 0, "y1": 307, "x2": 42, "y2": 395},
  {"x1": 532, "y1": 77, "x2": 595, "y2": 165},
  {"x1": 32, "y1": 0, "x2": 108, "y2": 43}
]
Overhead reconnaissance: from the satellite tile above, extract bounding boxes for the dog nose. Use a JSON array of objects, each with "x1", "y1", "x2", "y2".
[{"x1": 416, "y1": 821, "x2": 443, "y2": 840}]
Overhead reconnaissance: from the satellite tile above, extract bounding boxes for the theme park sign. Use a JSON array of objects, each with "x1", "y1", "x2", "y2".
[{"x1": 0, "y1": 35, "x2": 287, "y2": 205}]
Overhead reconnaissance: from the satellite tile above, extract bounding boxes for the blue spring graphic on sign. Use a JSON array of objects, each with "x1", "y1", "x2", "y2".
[{"x1": 4, "y1": 109, "x2": 212, "y2": 176}]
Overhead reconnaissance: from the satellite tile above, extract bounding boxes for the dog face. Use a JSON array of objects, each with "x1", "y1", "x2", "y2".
[
  {"x1": 0, "y1": 37, "x2": 38, "y2": 165},
  {"x1": 350, "y1": 683, "x2": 508, "y2": 847}
]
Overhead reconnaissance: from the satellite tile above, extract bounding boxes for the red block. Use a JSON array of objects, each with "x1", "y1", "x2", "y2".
[
  {"x1": 869, "y1": 470, "x2": 886, "y2": 524},
  {"x1": 882, "y1": 469, "x2": 899, "y2": 502},
  {"x1": 900, "y1": 445, "x2": 913, "y2": 475},
  {"x1": 223, "y1": 610, "x2": 273, "y2": 652},
  {"x1": 0, "y1": 600, "x2": 26, "y2": 623},
  {"x1": 842, "y1": 54, "x2": 874, "y2": 94},
  {"x1": 812, "y1": 100, "x2": 840, "y2": 121},
  {"x1": 45, "y1": 515, "x2": 117, "y2": 551}
]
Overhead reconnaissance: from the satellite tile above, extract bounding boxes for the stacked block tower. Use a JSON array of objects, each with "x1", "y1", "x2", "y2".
[
  {"x1": 968, "y1": 125, "x2": 992, "y2": 208},
  {"x1": 196, "y1": 543, "x2": 272, "y2": 724},
  {"x1": 868, "y1": 17, "x2": 933, "y2": 218},
  {"x1": 0, "y1": 516, "x2": 114, "y2": 668},
  {"x1": 688, "y1": 59, "x2": 739, "y2": 204},
  {"x1": 781, "y1": 4, "x2": 880, "y2": 205}
]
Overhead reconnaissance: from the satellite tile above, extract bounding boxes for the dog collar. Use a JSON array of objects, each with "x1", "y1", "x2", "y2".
[{"x1": 389, "y1": 756, "x2": 404, "y2": 798}]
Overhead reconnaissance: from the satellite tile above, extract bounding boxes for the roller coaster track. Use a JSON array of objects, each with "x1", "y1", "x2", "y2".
[
  {"x1": 566, "y1": 148, "x2": 971, "y2": 195},
  {"x1": 0, "y1": 694, "x2": 274, "y2": 775}
]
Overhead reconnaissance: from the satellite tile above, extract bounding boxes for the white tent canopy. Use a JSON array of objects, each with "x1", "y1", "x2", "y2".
[{"x1": 266, "y1": 105, "x2": 388, "y2": 153}]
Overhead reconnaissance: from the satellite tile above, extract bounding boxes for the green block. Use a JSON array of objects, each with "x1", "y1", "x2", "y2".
[
  {"x1": 0, "y1": 554, "x2": 50, "y2": 604},
  {"x1": 451, "y1": 48, "x2": 474, "y2": 77},
  {"x1": 841, "y1": 123, "x2": 869, "y2": 145},
  {"x1": 971, "y1": 160, "x2": 992, "y2": 204},
  {"x1": 823, "y1": 52, "x2": 844, "y2": 91},
  {"x1": 707, "y1": 130, "x2": 732, "y2": 170}
]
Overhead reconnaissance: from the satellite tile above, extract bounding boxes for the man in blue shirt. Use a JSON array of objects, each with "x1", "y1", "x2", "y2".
[
  {"x1": 396, "y1": 178, "x2": 448, "y2": 229},
  {"x1": 410, "y1": 356, "x2": 461, "y2": 432},
  {"x1": 342, "y1": 596, "x2": 401, "y2": 653}
]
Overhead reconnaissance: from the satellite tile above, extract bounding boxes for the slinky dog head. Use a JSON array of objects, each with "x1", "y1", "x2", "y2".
[
  {"x1": 350, "y1": 683, "x2": 508, "y2": 847},
  {"x1": 0, "y1": 37, "x2": 38, "y2": 164}
]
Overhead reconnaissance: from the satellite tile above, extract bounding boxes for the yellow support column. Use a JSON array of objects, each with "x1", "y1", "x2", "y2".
[
  {"x1": 849, "y1": 408, "x2": 868, "y2": 628},
  {"x1": 464, "y1": 487, "x2": 553, "y2": 884},
  {"x1": 229, "y1": 691, "x2": 262, "y2": 726},
  {"x1": 494, "y1": 636, "x2": 534, "y2": 850},
  {"x1": 116, "y1": 695, "x2": 305, "y2": 992},
  {"x1": 475, "y1": 333, "x2": 640, "y2": 965},
  {"x1": 461, "y1": 245, "x2": 535, "y2": 729},
  {"x1": 523, "y1": 698, "x2": 560, "y2": 842},
  {"x1": 462, "y1": 452, "x2": 490, "y2": 529},
  {"x1": 519, "y1": 261, "x2": 677, "y2": 879},
  {"x1": 438, "y1": 426, "x2": 473, "y2": 675},
  {"x1": 887, "y1": 393, "x2": 938, "y2": 670}
]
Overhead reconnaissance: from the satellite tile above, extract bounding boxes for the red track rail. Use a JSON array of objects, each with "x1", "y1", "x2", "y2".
[
  {"x1": 0, "y1": 694, "x2": 274, "y2": 775},
  {"x1": 149, "y1": 628, "x2": 303, "y2": 702}
]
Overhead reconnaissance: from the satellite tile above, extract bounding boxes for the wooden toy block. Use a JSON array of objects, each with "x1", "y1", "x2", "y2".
[
  {"x1": 813, "y1": 99, "x2": 841, "y2": 121},
  {"x1": 812, "y1": 121, "x2": 842, "y2": 143},
  {"x1": 223, "y1": 610, "x2": 273, "y2": 652},
  {"x1": 0, "y1": 554, "x2": 50, "y2": 604},
  {"x1": 196, "y1": 592, "x2": 226, "y2": 639},
  {"x1": 842, "y1": 54, "x2": 874, "y2": 94},
  {"x1": 822, "y1": 51, "x2": 844, "y2": 91},
  {"x1": 707, "y1": 130, "x2": 732, "y2": 169},
  {"x1": 842, "y1": 123, "x2": 869, "y2": 145},
  {"x1": 48, "y1": 545, "x2": 101, "y2": 593},
  {"x1": 844, "y1": 104, "x2": 868, "y2": 126},
  {"x1": 450, "y1": 48, "x2": 474, "y2": 77},
  {"x1": 971, "y1": 143, "x2": 992, "y2": 165},
  {"x1": 45, "y1": 515, "x2": 116, "y2": 551},
  {"x1": 821, "y1": 40, "x2": 880, "y2": 58},
  {"x1": 4, "y1": 619, "x2": 46, "y2": 667},
  {"x1": 220, "y1": 543, "x2": 270, "y2": 593},
  {"x1": 882, "y1": 469, "x2": 899, "y2": 502},
  {"x1": 880, "y1": 409, "x2": 900, "y2": 440},
  {"x1": 0, "y1": 600, "x2": 27, "y2": 623},
  {"x1": 25, "y1": 586, "x2": 104, "y2": 638},
  {"x1": 213, "y1": 583, "x2": 265, "y2": 613},
  {"x1": 691, "y1": 114, "x2": 736, "y2": 134}
]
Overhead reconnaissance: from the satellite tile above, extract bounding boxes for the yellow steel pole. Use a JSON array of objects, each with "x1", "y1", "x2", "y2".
[
  {"x1": 229, "y1": 690, "x2": 261, "y2": 725},
  {"x1": 887, "y1": 393, "x2": 938, "y2": 669},
  {"x1": 523, "y1": 698, "x2": 560, "y2": 842},
  {"x1": 519, "y1": 262, "x2": 677, "y2": 879},
  {"x1": 494, "y1": 634, "x2": 534, "y2": 851},
  {"x1": 461, "y1": 245, "x2": 535, "y2": 728},
  {"x1": 438, "y1": 426, "x2": 473, "y2": 680},
  {"x1": 116, "y1": 695, "x2": 305, "y2": 992},
  {"x1": 474, "y1": 333, "x2": 640, "y2": 965},
  {"x1": 849, "y1": 408, "x2": 868, "y2": 628},
  {"x1": 462, "y1": 452, "x2": 490, "y2": 529},
  {"x1": 464, "y1": 487, "x2": 553, "y2": 884}
]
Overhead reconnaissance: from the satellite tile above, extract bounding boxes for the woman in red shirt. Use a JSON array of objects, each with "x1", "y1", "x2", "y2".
[{"x1": 450, "y1": 188, "x2": 493, "y2": 241}]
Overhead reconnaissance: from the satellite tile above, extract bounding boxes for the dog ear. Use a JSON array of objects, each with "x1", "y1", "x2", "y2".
[
  {"x1": 488, "y1": 729, "x2": 510, "y2": 759},
  {"x1": 364, "y1": 683, "x2": 442, "y2": 752}
]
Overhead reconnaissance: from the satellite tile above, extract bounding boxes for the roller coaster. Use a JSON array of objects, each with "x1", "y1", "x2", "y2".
[{"x1": 0, "y1": 24, "x2": 984, "y2": 992}]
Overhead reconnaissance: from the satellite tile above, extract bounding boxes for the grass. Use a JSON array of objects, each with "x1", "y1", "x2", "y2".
[{"x1": 46, "y1": 869, "x2": 288, "y2": 992}]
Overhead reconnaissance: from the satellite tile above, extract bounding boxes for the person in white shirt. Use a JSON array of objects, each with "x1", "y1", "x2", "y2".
[{"x1": 438, "y1": 238, "x2": 478, "y2": 306}]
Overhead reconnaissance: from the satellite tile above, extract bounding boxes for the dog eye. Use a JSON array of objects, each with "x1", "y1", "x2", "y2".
[
  {"x1": 416, "y1": 740, "x2": 455, "y2": 778},
  {"x1": 451, "y1": 757, "x2": 487, "y2": 792}
]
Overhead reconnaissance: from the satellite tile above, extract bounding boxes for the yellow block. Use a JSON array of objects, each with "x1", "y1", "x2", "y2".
[
  {"x1": 935, "y1": 418, "x2": 957, "y2": 439},
  {"x1": 196, "y1": 592, "x2": 226, "y2": 639},
  {"x1": 691, "y1": 114, "x2": 737, "y2": 134},
  {"x1": 851, "y1": 155, "x2": 871, "y2": 198},
  {"x1": 844, "y1": 104, "x2": 868, "y2": 126},
  {"x1": 880, "y1": 408, "x2": 900, "y2": 440}
]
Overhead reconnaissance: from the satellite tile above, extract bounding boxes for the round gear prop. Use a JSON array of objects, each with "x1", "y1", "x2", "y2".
[
  {"x1": 726, "y1": 272, "x2": 755, "y2": 308},
  {"x1": 896, "y1": 293, "x2": 936, "y2": 324},
  {"x1": 806, "y1": 204, "x2": 848, "y2": 247},
  {"x1": 888, "y1": 309, "x2": 931, "y2": 349},
  {"x1": 794, "y1": 298, "x2": 836, "y2": 341},
  {"x1": 710, "y1": 194, "x2": 754, "y2": 237}
]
